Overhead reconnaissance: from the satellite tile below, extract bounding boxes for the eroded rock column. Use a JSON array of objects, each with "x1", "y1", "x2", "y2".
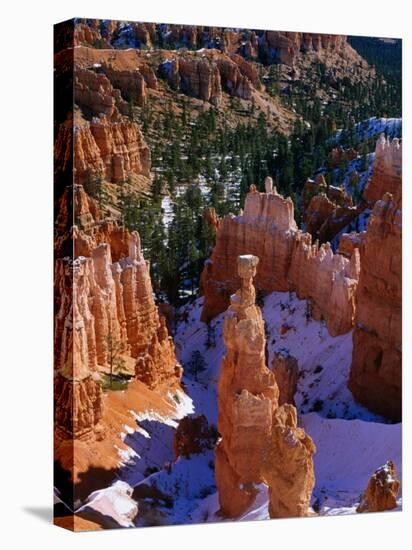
[{"x1": 215, "y1": 254, "x2": 316, "y2": 518}]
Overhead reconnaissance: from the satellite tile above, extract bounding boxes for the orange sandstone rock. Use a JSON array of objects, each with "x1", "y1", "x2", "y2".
[
  {"x1": 262, "y1": 404, "x2": 316, "y2": 518},
  {"x1": 357, "y1": 461, "x2": 400, "y2": 513},
  {"x1": 349, "y1": 192, "x2": 402, "y2": 420},
  {"x1": 364, "y1": 135, "x2": 402, "y2": 206},
  {"x1": 271, "y1": 351, "x2": 299, "y2": 406},
  {"x1": 201, "y1": 185, "x2": 360, "y2": 336},
  {"x1": 215, "y1": 255, "x2": 315, "y2": 518},
  {"x1": 215, "y1": 254, "x2": 279, "y2": 517},
  {"x1": 74, "y1": 116, "x2": 151, "y2": 184}
]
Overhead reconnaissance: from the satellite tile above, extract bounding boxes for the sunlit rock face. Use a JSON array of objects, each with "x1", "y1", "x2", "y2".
[
  {"x1": 215, "y1": 254, "x2": 315, "y2": 519},
  {"x1": 201, "y1": 184, "x2": 359, "y2": 337},
  {"x1": 54, "y1": 188, "x2": 182, "y2": 442},
  {"x1": 357, "y1": 461, "x2": 400, "y2": 513},
  {"x1": 74, "y1": 116, "x2": 151, "y2": 185}
]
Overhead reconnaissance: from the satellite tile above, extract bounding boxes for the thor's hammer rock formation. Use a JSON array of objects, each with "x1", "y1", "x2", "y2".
[{"x1": 215, "y1": 254, "x2": 315, "y2": 518}]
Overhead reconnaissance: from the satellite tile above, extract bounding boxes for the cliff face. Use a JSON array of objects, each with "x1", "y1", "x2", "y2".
[
  {"x1": 260, "y1": 31, "x2": 348, "y2": 65},
  {"x1": 364, "y1": 135, "x2": 402, "y2": 205},
  {"x1": 348, "y1": 192, "x2": 401, "y2": 420},
  {"x1": 73, "y1": 20, "x2": 352, "y2": 69},
  {"x1": 302, "y1": 175, "x2": 358, "y2": 244},
  {"x1": 159, "y1": 49, "x2": 260, "y2": 104},
  {"x1": 74, "y1": 116, "x2": 151, "y2": 184},
  {"x1": 74, "y1": 66, "x2": 128, "y2": 119},
  {"x1": 215, "y1": 255, "x2": 315, "y2": 518},
  {"x1": 54, "y1": 186, "x2": 182, "y2": 442},
  {"x1": 201, "y1": 180, "x2": 360, "y2": 336}
]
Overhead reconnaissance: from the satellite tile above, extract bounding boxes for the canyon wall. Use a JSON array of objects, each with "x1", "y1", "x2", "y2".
[
  {"x1": 74, "y1": 116, "x2": 151, "y2": 184},
  {"x1": 348, "y1": 192, "x2": 402, "y2": 420},
  {"x1": 215, "y1": 254, "x2": 315, "y2": 518},
  {"x1": 54, "y1": 186, "x2": 182, "y2": 441},
  {"x1": 348, "y1": 137, "x2": 402, "y2": 421},
  {"x1": 159, "y1": 49, "x2": 260, "y2": 104},
  {"x1": 201, "y1": 179, "x2": 360, "y2": 336},
  {"x1": 364, "y1": 135, "x2": 402, "y2": 205},
  {"x1": 73, "y1": 20, "x2": 352, "y2": 67}
]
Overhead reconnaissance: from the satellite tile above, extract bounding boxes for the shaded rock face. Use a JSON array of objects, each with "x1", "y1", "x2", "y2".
[
  {"x1": 74, "y1": 67, "x2": 128, "y2": 119},
  {"x1": 174, "y1": 415, "x2": 217, "y2": 458},
  {"x1": 302, "y1": 176, "x2": 358, "y2": 244},
  {"x1": 337, "y1": 232, "x2": 363, "y2": 259},
  {"x1": 68, "y1": 51, "x2": 153, "y2": 188},
  {"x1": 349, "y1": 192, "x2": 402, "y2": 420},
  {"x1": 357, "y1": 461, "x2": 400, "y2": 513},
  {"x1": 74, "y1": 116, "x2": 151, "y2": 184},
  {"x1": 201, "y1": 185, "x2": 360, "y2": 336},
  {"x1": 329, "y1": 146, "x2": 357, "y2": 168},
  {"x1": 271, "y1": 352, "x2": 299, "y2": 406},
  {"x1": 364, "y1": 135, "x2": 402, "y2": 206},
  {"x1": 215, "y1": 255, "x2": 315, "y2": 518},
  {"x1": 74, "y1": 21, "x2": 110, "y2": 48},
  {"x1": 215, "y1": 254, "x2": 279, "y2": 517},
  {"x1": 54, "y1": 373, "x2": 103, "y2": 440},
  {"x1": 73, "y1": 46, "x2": 158, "y2": 107}
]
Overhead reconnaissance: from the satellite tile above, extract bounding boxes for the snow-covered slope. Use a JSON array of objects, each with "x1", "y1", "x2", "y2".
[
  {"x1": 91, "y1": 289, "x2": 401, "y2": 527},
  {"x1": 262, "y1": 292, "x2": 385, "y2": 421},
  {"x1": 302, "y1": 413, "x2": 402, "y2": 514},
  {"x1": 334, "y1": 116, "x2": 402, "y2": 144}
]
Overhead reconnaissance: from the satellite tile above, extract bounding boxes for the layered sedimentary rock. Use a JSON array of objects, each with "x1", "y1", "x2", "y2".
[
  {"x1": 288, "y1": 233, "x2": 360, "y2": 336},
  {"x1": 337, "y1": 232, "x2": 363, "y2": 259},
  {"x1": 262, "y1": 404, "x2": 316, "y2": 518},
  {"x1": 201, "y1": 181, "x2": 360, "y2": 336},
  {"x1": 349, "y1": 192, "x2": 402, "y2": 420},
  {"x1": 364, "y1": 135, "x2": 402, "y2": 205},
  {"x1": 74, "y1": 21, "x2": 110, "y2": 48},
  {"x1": 215, "y1": 255, "x2": 315, "y2": 518},
  {"x1": 74, "y1": 21, "x2": 351, "y2": 69},
  {"x1": 74, "y1": 116, "x2": 151, "y2": 184},
  {"x1": 74, "y1": 67, "x2": 128, "y2": 118},
  {"x1": 302, "y1": 175, "x2": 353, "y2": 211},
  {"x1": 159, "y1": 49, "x2": 260, "y2": 105},
  {"x1": 54, "y1": 189, "x2": 182, "y2": 440},
  {"x1": 357, "y1": 461, "x2": 400, "y2": 513},
  {"x1": 160, "y1": 54, "x2": 222, "y2": 105},
  {"x1": 216, "y1": 255, "x2": 279, "y2": 517},
  {"x1": 260, "y1": 31, "x2": 348, "y2": 65}
]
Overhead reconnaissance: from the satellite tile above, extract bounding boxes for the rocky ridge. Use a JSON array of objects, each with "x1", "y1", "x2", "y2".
[
  {"x1": 201, "y1": 177, "x2": 360, "y2": 337},
  {"x1": 346, "y1": 136, "x2": 402, "y2": 420},
  {"x1": 348, "y1": 191, "x2": 402, "y2": 420}
]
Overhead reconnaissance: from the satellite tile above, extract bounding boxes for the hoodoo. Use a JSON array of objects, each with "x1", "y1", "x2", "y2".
[
  {"x1": 201, "y1": 182, "x2": 360, "y2": 337},
  {"x1": 215, "y1": 254, "x2": 279, "y2": 517},
  {"x1": 348, "y1": 136, "x2": 402, "y2": 421},
  {"x1": 215, "y1": 254, "x2": 315, "y2": 518}
]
